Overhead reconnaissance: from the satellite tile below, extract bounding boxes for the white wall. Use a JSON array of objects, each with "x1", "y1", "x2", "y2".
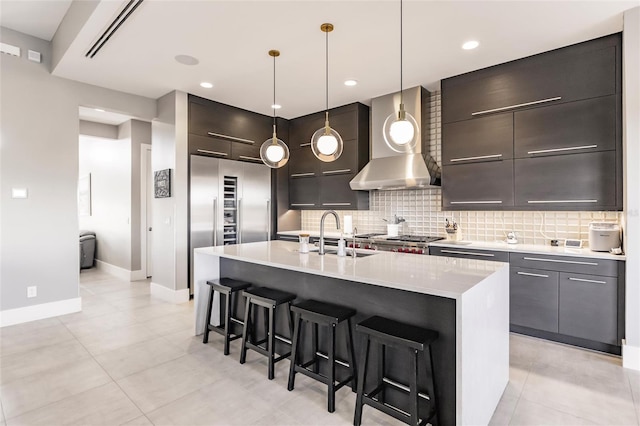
[
  {"x1": 79, "y1": 134, "x2": 132, "y2": 269},
  {"x1": 623, "y1": 7, "x2": 640, "y2": 370},
  {"x1": 0, "y1": 26, "x2": 155, "y2": 317}
]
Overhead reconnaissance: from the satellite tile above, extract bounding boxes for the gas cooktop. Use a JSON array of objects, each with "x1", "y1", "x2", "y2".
[{"x1": 385, "y1": 235, "x2": 445, "y2": 243}]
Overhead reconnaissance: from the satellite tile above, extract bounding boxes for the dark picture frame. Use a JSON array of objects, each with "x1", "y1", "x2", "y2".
[{"x1": 154, "y1": 169, "x2": 171, "y2": 198}]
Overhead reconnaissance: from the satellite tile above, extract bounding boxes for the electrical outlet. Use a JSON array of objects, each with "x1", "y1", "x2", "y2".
[{"x1": 27, "y1": 286, "x2": 37, "y2": 298}]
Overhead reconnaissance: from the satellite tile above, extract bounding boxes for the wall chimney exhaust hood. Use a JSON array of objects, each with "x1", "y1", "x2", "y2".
[{"x1": 350, "y1": 86, "x2": 441, "y2": 191}]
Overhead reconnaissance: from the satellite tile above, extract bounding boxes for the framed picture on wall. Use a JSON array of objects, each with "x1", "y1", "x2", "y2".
[
  {"x1": 154, "y1": 169, "x2": 171, "y2": 198},
  {"x1": 78, "y1": 174, "x2": 92, "y2": 216}
]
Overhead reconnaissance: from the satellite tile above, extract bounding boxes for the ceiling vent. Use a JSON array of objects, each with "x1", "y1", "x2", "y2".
[{"x1": 85, "y1": 0, "x2": 144, "y2": 59}]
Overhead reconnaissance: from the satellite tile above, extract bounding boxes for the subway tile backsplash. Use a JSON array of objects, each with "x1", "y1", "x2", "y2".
[{"x1": 300, "y1": 91, "x2": 622, "y2": 247}]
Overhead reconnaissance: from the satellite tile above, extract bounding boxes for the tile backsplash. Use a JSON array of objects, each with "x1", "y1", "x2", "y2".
[{"x1": 300, "y1": 90, "x2": 622, "y2": 247}]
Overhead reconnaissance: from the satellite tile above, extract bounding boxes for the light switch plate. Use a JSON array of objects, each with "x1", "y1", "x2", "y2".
[
  {"x1": 27, "y1": 50, "x2": 41, "y2": 63},
  {"x1": 12, "y1": 188, "x2": 28, "y2": 199}
]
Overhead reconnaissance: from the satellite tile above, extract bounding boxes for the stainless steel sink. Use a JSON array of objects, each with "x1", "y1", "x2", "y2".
[{"x1": 324, "y1": 249, "x2": 378, "y2": 258}]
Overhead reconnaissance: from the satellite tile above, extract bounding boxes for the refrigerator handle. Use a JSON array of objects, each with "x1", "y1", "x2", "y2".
[
  {"x1": 238, "y1": 198, "x2": 242, "y2": 244},
  {"x1": 266, "y1": 199, "x2": 271, "y2": 240},
  {"x1": 213, "y1": 197, "x2": 218, "y2": 246}
]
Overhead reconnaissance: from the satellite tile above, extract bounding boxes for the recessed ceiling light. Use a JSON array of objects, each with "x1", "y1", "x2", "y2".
[
  {"x1": 462, "y1": 40, "x2": 479, "y2": 50},
  {"x1": 271, "y1": 104, "x2": 282, "y2": 109},
  {"x1": 94, "y1": 108, "x2": 105, "y2": 112},
  {"x1": 344, "y1": 79, "x2": 358, "y2": 86},
  {"x1": 175, "y1": 54, "x2": 199, "y2": 65},
  {"x1": 200, "y1": 82, "x2": 213, "y2": 89}
]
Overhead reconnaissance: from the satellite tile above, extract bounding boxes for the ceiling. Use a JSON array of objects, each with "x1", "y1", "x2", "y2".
[
  {"x1": 78, "y1": 106, "x2": 134, "y2": 126},
  {"x1": 2, "y1": 1, "x2": 638, "y2": 119},
  {"x1": 0, "y1": 0, "x2": 72, "y2": 41}
]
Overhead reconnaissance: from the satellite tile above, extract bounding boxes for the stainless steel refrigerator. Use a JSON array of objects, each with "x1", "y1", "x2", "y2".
[{"x1": 189, "y1": 155, "x2": 272, "y2": 292}]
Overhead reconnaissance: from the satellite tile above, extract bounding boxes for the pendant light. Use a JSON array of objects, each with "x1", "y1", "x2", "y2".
[
  {"x1": 260, "y1": 49, "x2": 289, "y2": 168},
  {"x1": 383, "y1": 0, "x2": 419, "y2": 152},
  {"x1": 311, "y1": 23, "x2": 343, "y2": 162}
]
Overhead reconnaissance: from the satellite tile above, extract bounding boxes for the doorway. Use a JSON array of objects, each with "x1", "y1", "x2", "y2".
[{"x1": 141, "y1": 143, "x2": 153, "y2": 278}]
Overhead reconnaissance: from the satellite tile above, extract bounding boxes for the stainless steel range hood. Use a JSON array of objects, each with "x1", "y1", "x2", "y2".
[{"x1": 350, "y1": 86, "x2": 441, "y2": 191}]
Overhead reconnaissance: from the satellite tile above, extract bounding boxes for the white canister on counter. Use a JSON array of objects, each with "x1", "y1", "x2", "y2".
[
  {"x1": 387, "y1": 224, "x2": 400, "y2": 237},
  {"x1": 299, "y1": 234, "x2": 310, "y2": 253}
]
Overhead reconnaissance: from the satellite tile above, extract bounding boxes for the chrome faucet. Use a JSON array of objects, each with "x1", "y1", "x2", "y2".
[
  {"x1": 352, "y1": 226, "x2": 358, "y2": 259},
  {"x1": 319, "y1": 210, "x2": 341, "y2": 255}
]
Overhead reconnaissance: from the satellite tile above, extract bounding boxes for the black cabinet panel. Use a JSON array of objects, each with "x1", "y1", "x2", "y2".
[
  {"x1": 442, "y1": 161, "x2": 514, "y2": 209},
  {"x1": 188, "y1": 133, "x2": 231, "y2": 158},
  {"x1": 318, "y1": 174, "x2": 368, "y2": 210},
  {"x1": 442, "y1": 40, "x2": 618, "y2": 123},
  {"x1": 289, "y1": 178, "x2": 318, "y2": 209},
  {"x1": 515, "y1": 96, "x2": 617, "y2": 158},
  {"x1": 510, "y1": 267, "x2": 559, "y2": 333},
  {"x1": 559, "y1": 272, "x2": 618, "y2": 345},
  {"x1": 289, "y1": 147, "x2": 318, "y2": 177},
  {"x1": 320, "y1": 139, "x2": 358, "y2": 175},
  {"x1": 510, "y1": 252, "x2": 619, "y2": 277},
  {"x1": 289, "y1": 114, "x2": 324, "y2": 149},
  {"x1": 231, "y1": 142, "x2": 262, "y2": 164},
  {"x1": 514, "y1": 151, "x2": 617, "y2": 209},
  {"x1": 429, "y1": 246, "x2": 509, "y2": 262},
  {"x1": 442, "y1": 113, "x2": 513, "y2": 165}
]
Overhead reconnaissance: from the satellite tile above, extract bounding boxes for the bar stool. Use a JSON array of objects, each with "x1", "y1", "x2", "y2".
[
  {"x1": 239, "y1": 287, "x2": 296, "y2": 380},
  {"x1": 354, "y1": 316, "x2": 439, "y2": 426},
  {"x1": 202, "y1": 278, "x2": 252, "y2": 355},
  {"x1": 287, "y1": 300, "x2": 357, "y2": 413}
]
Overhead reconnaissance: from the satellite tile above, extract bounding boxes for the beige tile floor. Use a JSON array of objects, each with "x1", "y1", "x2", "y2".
[{"x1": 0, "y1": 268, "x2": 638, "y2": 425}]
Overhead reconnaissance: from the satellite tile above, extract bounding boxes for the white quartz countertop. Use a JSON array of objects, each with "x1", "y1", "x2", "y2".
[
  {"x1": 277, "y1": 230, "x2": 625, "y2": 261},
  {"x1": 195, "y1": 241, "x2": 507, "y2": 300},
  {"x1": 430, "y1": 240, "x2": 626, "y2": 261}
]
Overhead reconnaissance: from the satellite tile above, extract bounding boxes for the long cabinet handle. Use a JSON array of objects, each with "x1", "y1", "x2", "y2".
[
  {"x1": 213, "y1": 197, "x2": 218, "y2": 246},
  {"x1": 568, "y1": 277, "x2": 607, "y2": 284},
  {"x1": 440, "y1": 249, "x2": 495, "y2": 257},
  {"x1": 527, "y1": 200, "x2": 597, "y2": 204},
  {"x1": 322, "y1": 169, "x2": 352, "y2": 175},
  {"x1": 450, "y1": 154, "x2": 502, "y2": 163},
  {"x1": 450, "y1": 201, "x2": 503, "y2": 205},
  {"x1": 290, "y1": 172, "x2": 315, "y2": 178},
  {"x1": 322, "y1": 202, "x2": 352, "y2": 206},
  {"x1": 299, "y1": 143, "x2": 312, "y2": 147},
  {"x1": 238, "y1": 155, "x2": 262, "y2": 162},
  {"x1": 527, "y1": 145, "x2": 598, "y2": 155},
  {"x1": 291, "y1": 203, "x2": 315, "y2": 207},
  {"x1": 522, "y1": 256, "x2": 598, "y2": 266},
  {"x1": 197, "y1": 149, "x2": 228, "y2": 156},
  {"x1": 207, "y1": 132, "x2": 255, "y2": 145},
  {"x1": 517, "y1": 271, "x2": 549, "y2": 278},
  {"x1": 471, "y1": 96, "x2": 562, "y2": 116}
]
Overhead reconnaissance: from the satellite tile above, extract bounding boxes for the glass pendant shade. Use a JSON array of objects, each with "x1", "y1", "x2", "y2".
[
  {"x1": 383, "y1": 107, "x2": 419, "y2": 153},
  {"x1": 260, "y1": 134, "x2": 289, "y2": 168},
  {"x1": 311, "y1": 123, "x2": 343, "y2": 162}
]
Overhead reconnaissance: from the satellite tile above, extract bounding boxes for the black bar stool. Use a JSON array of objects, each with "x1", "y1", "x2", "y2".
[
  {"x1": 354, "y1": 316, "x2": 439, "y2": 426},
  {"x1": 287, "y1": 300, "x2": 357, "y2": 413},
  {"x1": 202, "y1": 278, "x2": 251, "y2": 355},
  {"x1": 239, "y1": 287, "x2": 296, "y2": 380}
]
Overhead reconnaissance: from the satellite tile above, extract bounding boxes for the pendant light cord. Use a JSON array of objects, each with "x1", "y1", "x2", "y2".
[
  {"x1": 400, "y1": 0, "x2": 403, "y2": 106},
  {"x1": 325, "y1": 27, "x2": 329, "y2": 115},
  {"x1": 273, "y1": 53, "x2": 276, "y2": 128}
]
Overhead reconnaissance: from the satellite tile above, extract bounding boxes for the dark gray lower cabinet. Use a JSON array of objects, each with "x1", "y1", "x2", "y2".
[
  {"x1": 442, "y1": 160, "x2": 514, "y2": 210},
  {"x1": 429, "y1": 246, "x2": 509, "y2": 262},
  {"x1": 559, "y1": 272, "x2": 618, "y2": 345},
  {"x1": 510, "y1": 267, "x2": 559, "y2": 333}
]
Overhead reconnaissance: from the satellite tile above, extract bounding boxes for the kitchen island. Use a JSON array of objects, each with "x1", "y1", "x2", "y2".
[{"x1": 194, "y1": 241, "x2": 509, "y2": 425}]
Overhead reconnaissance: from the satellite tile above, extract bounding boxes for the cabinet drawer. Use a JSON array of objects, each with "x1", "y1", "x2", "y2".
[
  {"x1": 289, "y1": 178, "x2": 317, "y2": 209},
  {"x1": 514, "y1": 95, "x2": 617, "y2": 158},
  {"x1": 442, "y1": 161, "x2": 514, "y2": 209},
  {"x1": 189, "y1": 133, "x2": 231, "y2": 158},
  {"x1": 442, "y1": 42, "x2": 617, "y2": 123},
  {"x1": 429, "y1": 246, "x2": 509, "y2": 262},
  {"x1": 514, "y1": 151, "x2": 617, "y2": 209},
  {"x1": 442, "y1": 113, "x2": 513, "y2": 164},
  {"x1": 510, "y1": 267, "x2": 559, "y2": 333},
  {"x1": 510, "y1": 252, "x2": 619, "y2": 277},
  {"x1": 289, "y1": 147, "x2": 319, "y2": 177},
  {"x1": 559, "y1": 272, "x2": 618, "y2": 345}
]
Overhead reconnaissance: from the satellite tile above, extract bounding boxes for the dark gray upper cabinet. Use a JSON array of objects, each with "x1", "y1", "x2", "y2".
[
  {"x1": 288, "y1": 103, "x2": 370, "y2": 210},
  {"x1": 442, "y1": 161, "x2": 514, "y2": 210},
  {"x1": 514, "y1": 95, "x2": 617, "y2": 158},
  {"x1": 514, "y1": 151, "x2": 618, "y2": 209},
  {"x1": 441, "y1": 34, "x2": 619, "y2": 124},
  {"x1": 188, "y1": 95, "x2": 272, "y2": 164},
  {"x1": 441, "y1": 33, "x2": 622, "y2": 212},
  {"x1": 442, "y1": 113, "x2": 513, "y2": 165}
]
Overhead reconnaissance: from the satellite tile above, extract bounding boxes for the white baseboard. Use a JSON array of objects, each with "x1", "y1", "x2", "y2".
[
  {"x1": 96, "y1": 260, "x2": 146, "y2": 282},
  {"x1": 150, "y1": 282, "x2": 190, "y2": 304},
  {"x1": 622, "y1": 340, "x2": 640, "y2": 371},
  {"x1": 0, "y1": 297, "x2": 82, "y2": 328}
]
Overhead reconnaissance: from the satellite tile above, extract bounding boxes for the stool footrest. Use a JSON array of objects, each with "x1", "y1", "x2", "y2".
[
  {"x1": 229, "y1": 317, "x2": 244, "y2": 325},
  {"x1": 206, "y1": 324, "x2": 242, "y2": 340},
  {"x1": 314, "y1": 351, "x2": 351, "y2": 368},
  {"x1": 245, "y1": 341, "x2": 291, "y2": 363},
  {"x1": 362, "y1": 396, "x2": 430, "y2": 426},
  {"x1": 382, "y1": 377, "x2": 432, "y2": 401},
  {"x1": 294, "y1": 365, "x2": 354, "y2": 391}
]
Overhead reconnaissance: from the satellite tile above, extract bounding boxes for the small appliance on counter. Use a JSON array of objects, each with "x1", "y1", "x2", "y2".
[
  {"x1": 588, "y1": 222, "x2": 621, "y2": 252},
  {"x1": 506, "y1": 232, "x2": 518, "y2": 244}
]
